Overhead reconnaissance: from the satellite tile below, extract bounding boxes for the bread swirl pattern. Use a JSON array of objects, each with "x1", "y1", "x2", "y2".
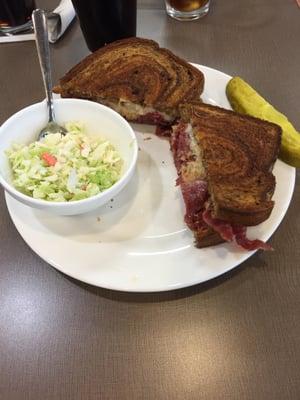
[
  {"x1": 179, "y1": 102, "x2": 281, "y2": 228},
  {"x1": 57, "y1": 38, "x2": 204, "y2": 121}
]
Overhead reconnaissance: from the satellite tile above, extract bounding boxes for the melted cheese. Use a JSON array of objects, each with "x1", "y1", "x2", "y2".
[{"x1": 100, "y1": 98, "x2": 174, "y2": 122}]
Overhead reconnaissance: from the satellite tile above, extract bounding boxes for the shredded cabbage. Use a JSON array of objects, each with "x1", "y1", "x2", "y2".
[{"x1": 7, "y1": 122, "x2": 123, "y2": 202}]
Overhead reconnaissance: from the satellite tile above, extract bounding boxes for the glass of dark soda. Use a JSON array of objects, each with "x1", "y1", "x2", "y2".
[{"x1": 71, "y1": 0, "x2": 137, "y2": 52}]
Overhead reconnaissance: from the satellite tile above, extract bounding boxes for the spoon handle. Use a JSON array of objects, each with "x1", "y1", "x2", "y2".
[{"x1": 32, "y1": 9, "x2": 55, "y2": 123}]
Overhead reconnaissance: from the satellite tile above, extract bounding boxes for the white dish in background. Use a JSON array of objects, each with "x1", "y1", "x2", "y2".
[
  {"x1": 0, "y1": 98, "x2": 138, "y2": 215},
  {"x1": 5, "y1": 65, "x2": 296, "y2": 292}
]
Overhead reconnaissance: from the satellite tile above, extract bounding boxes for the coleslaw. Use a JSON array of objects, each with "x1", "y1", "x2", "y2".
[{"x1": 6, "y1": 122, "x2": 123, "y2": 202}]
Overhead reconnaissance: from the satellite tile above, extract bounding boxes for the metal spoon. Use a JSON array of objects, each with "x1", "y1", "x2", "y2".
[{"x1": 32, "y1": 9, "x2": 66, "y2": 140}]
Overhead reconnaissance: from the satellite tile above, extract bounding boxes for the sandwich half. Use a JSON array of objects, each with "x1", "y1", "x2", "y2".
[
  {"x1": 54, "y1": 38, "x2": 204, "y2": 129},
  {"x1": 171, "y1": 102, "x2": 281, "y2": 250}
]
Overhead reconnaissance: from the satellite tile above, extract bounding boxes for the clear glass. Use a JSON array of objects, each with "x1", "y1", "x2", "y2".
[{"x1": 165, "y1": 0, "x2": 210, "y2": 21}]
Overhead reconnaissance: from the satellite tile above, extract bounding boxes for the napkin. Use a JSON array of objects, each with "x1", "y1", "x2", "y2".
[
  {"x1": 0, "y1": 0, "x2": 75, "y2": 44},
  {"x1": 47, "y1": 0, "x2": 76, "y2": 43}
]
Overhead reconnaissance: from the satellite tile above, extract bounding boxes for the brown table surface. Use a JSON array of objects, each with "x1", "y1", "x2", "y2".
[{"x1": 1, "y1": 1, "x2": 300, "y2": 399}]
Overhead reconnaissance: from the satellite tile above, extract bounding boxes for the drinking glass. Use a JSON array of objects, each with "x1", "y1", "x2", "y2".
[
  {"x1": 165, "y1": 0, "x2": 210, "y2": 21},
  {"x1": 71, "y1": 0, "x2": 137, "y2": 52}
]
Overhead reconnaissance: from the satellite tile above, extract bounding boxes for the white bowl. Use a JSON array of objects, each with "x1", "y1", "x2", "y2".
[{"x1": 0, "y1": 98, "x2": 138, "y2": 215}]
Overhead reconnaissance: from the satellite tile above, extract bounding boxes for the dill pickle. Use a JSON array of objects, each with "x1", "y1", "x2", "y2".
[{"x1": 226, "y1": 77, "x2": 300, "y2": 167}]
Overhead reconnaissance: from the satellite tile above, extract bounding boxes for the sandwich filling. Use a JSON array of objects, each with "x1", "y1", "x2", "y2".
[
  {"x1": 99, "y1": 98, "x2": 176, "y2": 137},
  {"x1": 100, "y1": 98, "x2": 176, "y2": 124},
  {"x1": 171, "y1": 122, "x2": 272, "y2": 251}
]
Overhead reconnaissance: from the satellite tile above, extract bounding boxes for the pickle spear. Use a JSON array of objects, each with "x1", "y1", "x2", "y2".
[{"x1": 226, "y1": 77, "x2": 300, "y2": 167}]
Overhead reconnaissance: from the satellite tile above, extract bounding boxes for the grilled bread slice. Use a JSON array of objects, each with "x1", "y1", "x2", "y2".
[
  {"x1": 172, "y1": 102, "x2": 281, "y2": 248},
  {"x1": 54, "y1": 38, "x2": 204, "y2": 125}
]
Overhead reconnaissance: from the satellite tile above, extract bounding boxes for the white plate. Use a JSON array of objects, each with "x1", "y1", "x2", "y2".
[{"x1": 5, "y1": 65, "x2": 296, "y2": 292}]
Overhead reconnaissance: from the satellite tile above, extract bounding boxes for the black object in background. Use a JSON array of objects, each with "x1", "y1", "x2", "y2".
[
  {"x1": 71, "y1": 0, "x2": 137, "y2": 52},
  {"x1": 0, "y1": 0, "x2": 36, "y2": 27}
]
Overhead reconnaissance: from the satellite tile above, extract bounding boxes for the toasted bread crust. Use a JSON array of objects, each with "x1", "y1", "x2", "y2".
[
  {"x1": 211, "y1": 172, "x2": 276, "y2": 225},
  {"x1": 56, "y1": 37, "x2": 204, "y2": 118},
  {"x1": 194, "y1": 226, "x2": 224, "y2": 248},
  {"x1": 180, "y1": 102, "x2": 281, "y2": 170},
  {"x1": 214, "y1": 202, "x2": 274, "y2": 226},
  {"x1": 179, "y1": 102, "x2": 281, "y2": 229}
]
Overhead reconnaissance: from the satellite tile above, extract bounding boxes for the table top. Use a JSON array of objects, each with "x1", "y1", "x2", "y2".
[{"x1": 1, "y1": 1, "x2": 299, "y2": 399}]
